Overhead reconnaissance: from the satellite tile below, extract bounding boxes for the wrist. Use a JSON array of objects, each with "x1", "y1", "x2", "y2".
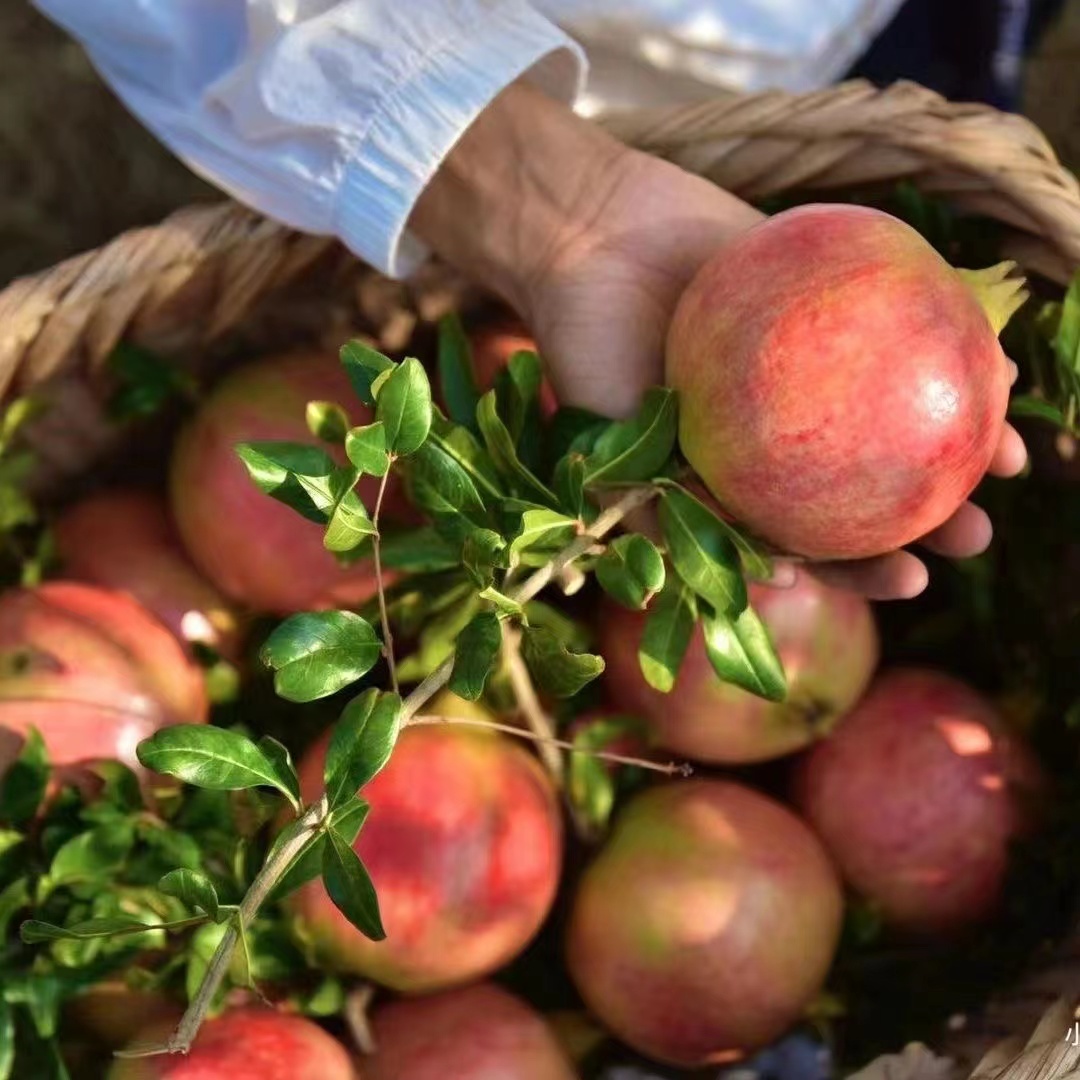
[{"x1": 409, "y1": 80, "x2": 632, "y2": 317}]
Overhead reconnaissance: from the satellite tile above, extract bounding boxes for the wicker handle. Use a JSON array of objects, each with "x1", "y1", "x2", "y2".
[{"x1": 2, "y1": 78, "x2": 1079, "y2": 439}]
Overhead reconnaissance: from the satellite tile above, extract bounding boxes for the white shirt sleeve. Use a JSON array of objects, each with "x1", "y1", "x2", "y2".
[{"x1": 31, "y1": 0, "x2": 586, "y2": 278}]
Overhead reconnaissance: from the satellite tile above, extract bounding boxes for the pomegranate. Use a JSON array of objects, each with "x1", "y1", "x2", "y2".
[
  {"x1": 567, "y1": 779, "x2": 843, "y2": 1067},
  {"x1": 666, "y1": 204, "x2": 1021, "y2": 559},
  {"x1": 793, "y1": 667, "x2": 1043, "y2": 933},
  {"x1": 55, "y1": 489, "x2": 243, "y2": 660},
  {"x1": 69, "y1": 981, "x2": 182, "y2": 1049},
  {"x1": 470, "y1": 321, "x2": 558, "y2": 416},
  {"x1": 290, "y1": 692, "x2": 562, "y2": 991},
  {"x1": 108, "y1": 1007, "x2": 356, "y2": 1079},
  {"x1": 366, "y1": 982, "x2": 576, "y2": 1079},
  {"x1": 170, "y1": 350, "x2": 414, "y2": 615},
  {"x1": 0, "y1": 582, "x2": 207, "y2": 776},
  {"x1": 599, "y1": 570, "x2": 878, "y2": 763}
]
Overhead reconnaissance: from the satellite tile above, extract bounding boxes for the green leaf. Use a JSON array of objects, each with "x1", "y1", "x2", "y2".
[
  {"x1": 462, "y1": 528, "x2": 508, "y2": 588},
  {"x1": 0, "y1": 727, "x2": 48, "y2": 826},
  {"x1": 136, "y1": 725, "x2": 302, "y2": 804},
  {"x1": 341, "y1": 341, "x2": 395, "y2": 407},
  {"x1": 260, "y1": 611, "x2": 382, "y2": 702},
  {"x1": 324, "y1": 690, "x2": 403, "y2": 809},
  {"x1": 494, "y1": 350, "x2": 544, "y2": 470},
  {"x1": 702, "y1": 603, "x2": 787, "y2": 702},
  {"x1": 508, "y1": 508, "x2": 578, "y2": 561},
  {"x1": 523, "y1": 601, "x2": 593, "y2": 653},
  {"x1": 0, "y1": 396, "x2": 43, "y2": 450},
  {"x1": 395, "y1": 595, "x2": 480, "y2": 684},
  {"x1": 0, "y1": 998, "x2": 12, "y2": 1080},
  {"x1": 106, "y1": 342, "x2": 195, "y2": 422},
  {"x1": 406, "y1": 440, "x2": 488, "y2": 531},
  {"x1": 656, "y1": 482, "x2": 773, "y2": 581},
  {"x1": 449, "y1": 611, "x2": 502, "y2": 701},
  {"x1": 323, "y1": 479, "x2": 376, "y2": 554},
  {"x1": 437, "y1": 313, "x2": 481, "y2": 433},
  {"x1": 345, "y1": 422, "x2": 390, "y2": 477},
  {"x1": 44, "y1": 821, "x2": 133, "y2": 890},
  {"x1": 0, "y1": 879, "x2": 29, "y2": 942},
  {"x1": 1009, "y1": 394, "x2": 1070, "y2": 428},
  {"x1": 20, "y1": 915, "x2": 182, "y2": 943},
  {"x1": 236, "y1": 441, "x2": 338, "y2": 524},
  {"x1": 379, "y1": 525, "x2": 459, "y2": 572},
  {"x1": 520, "y1": 625, "x2": 605, "y2": 698},
  {"x1": 306, "y1": 401, "x2": 350, "y2": 443},
  {"x1": 639, "y1": 580, "x2": 696, "y2": 693},
  {"x1": 552, "y1": 453, "x2": 587, "y2": 519},
  {"x1": 90, "y1": 760, "x2": 143, "y2": 813},
  {"x1": 0, "y1": 484, "x2": 36, "y2": 532},
  {"x1": 322, "y1": 828, "x2": 385, "y2": 940},
  {"x1": 1055, "y1": 273, "x2": 1080, "y2": 375},
  {"x1": 266, "y1": 800, "x2": 370, "y2": 904},
  {"x1": 476, "y1": 391, "x2": 558, "y2": 505},
  {"x1": 583, "y1": 388, "x2": 677, "y2": 486},
  {"x1": 429, "y1": 421, "x2": 504, "y2": 498},
  {"x1": 478, "y1": 586, "x2": 526, "y2": 621},
  {"x1": 659, "y1": 487, "x2": 746, "y2": 616},
  {"x1": 568, "y1": 716, "x2": 646, "y2": 835},
  {"x1": 376, "y1": 357, "x2": 432, "y2": 455},
  {"x1": 547, "y1": 406, "x2": 609, "y2": 464},
  {"x1": 158, "y1": 869, "x2": 221, "y2": 922},
  {"x1": 494, "y1": 350, "x2": 542, "y2": 441},
  {"x1": 257, "y1": 736, "x2": 301, "y2": 809},
  {"x1": 596, "y1": 534, "x2": 666, "y2": 610},
  {"x1": 14, "y1": 976, "x2": 63, "y2": 1041}
]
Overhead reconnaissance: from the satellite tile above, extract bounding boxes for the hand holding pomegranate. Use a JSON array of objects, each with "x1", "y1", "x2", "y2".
[{"x1": 415, "y1": 83, "x2": 1026, "y2": 600}]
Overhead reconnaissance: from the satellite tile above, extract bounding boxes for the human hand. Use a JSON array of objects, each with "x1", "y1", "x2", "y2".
[{"x1": 412, "y1": 82, "x2": 1026, "y2": 600}]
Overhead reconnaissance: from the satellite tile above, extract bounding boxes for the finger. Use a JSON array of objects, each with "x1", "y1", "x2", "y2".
[
  {"x1": 988, "y1": 423, "x2": 1027, "y2": 477},
  {"x1": 919, "y1": 501, "x2": 992, "y2": 558},
  {"x1": 1007, "y1": 358, "x2": 1019, "y2": 386},
  {"x1": 809, "y1": 551, "x2": 929, "y2": 601}
]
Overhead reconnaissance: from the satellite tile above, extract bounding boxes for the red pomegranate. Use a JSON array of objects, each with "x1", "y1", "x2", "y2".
[
  {"x1": 55, "y1": 489, "x2": 243, "y2": 660},
  {"x1": 0, "y1": 582, "x2": 207, "y2": 777},
  {"x1": 599, "y1": 570, "x2": 878, "y2": 763},
  {"x1": 793, "y1": 667, "x2": 1043, "y2": 933},
  {"x1": 108, "y1": 1007, "x2": 356, "y2": 1079},
  {"x1": 170, "y1": 350, "x2": 414, "y2": 615},
  {"x1": 470, "y1": 321, "x2": 558, "y2": 416},
  {"x1": 366, "y1": 982, "x2": 576, "y2": 1079},
  {"x1": 567, "y1": 779, "x2": 843, "y2": 1067},
  {"x1": 666, "y1": 204, "x2": 1020, "y2": 560},
  {"x1": 290, "y1": 693, "x2": 562, "y2": 991}
]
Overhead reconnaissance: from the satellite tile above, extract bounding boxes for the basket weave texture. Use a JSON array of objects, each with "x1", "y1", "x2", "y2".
[{"x1": 1, "y1": 77, "x2": 1079, "y2": 1076}]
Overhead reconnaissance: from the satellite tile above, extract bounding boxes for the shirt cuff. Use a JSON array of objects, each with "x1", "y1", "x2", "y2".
[{"x1": 335, "y1": 1, "x2": 586, "y2": 280}]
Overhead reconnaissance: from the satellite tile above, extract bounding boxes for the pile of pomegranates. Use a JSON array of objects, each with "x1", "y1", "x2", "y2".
[{"x1": 0, "y1": 201, "x2": 1061, "y2": 1079}]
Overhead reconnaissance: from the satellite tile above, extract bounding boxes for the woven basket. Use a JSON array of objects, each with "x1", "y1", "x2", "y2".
[{"x1": 2, "y1": 77, "x2": 1080, "y2": 1076}]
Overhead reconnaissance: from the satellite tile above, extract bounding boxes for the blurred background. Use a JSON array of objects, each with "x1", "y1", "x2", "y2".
[{"x1": 1, "y1": 0, "x2": 1078, "y2": 287}]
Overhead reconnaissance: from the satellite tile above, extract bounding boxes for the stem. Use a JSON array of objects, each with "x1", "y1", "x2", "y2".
[
  {"x1": 123, "y1": 799, "x2": 330, "y2": 1059},
  {"x1": 502, "y1": 625, "x2": 564, "y2": 785},
  {"x1": 401, "y1": 484, "x2": 657, "y2": 723},
  {"x1": 372, "y1": 461, "x2": 398, "y2": 694},
  {"x1": 409, "y1": 713, "x2": 688, "y2": 776}
]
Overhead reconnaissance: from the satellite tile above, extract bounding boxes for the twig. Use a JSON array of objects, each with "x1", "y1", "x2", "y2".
[
  {"x1": 400, "y1": 484, "x2": 657, "y2": 724},
  {"x1": 409, "y1": 713, "x2": 687, "y2": 776},
  {"x1": 371, "y1": 461, "x2": 398, "y2": 693},
  {"x1": 121, "y1": 797, "x2": 330, "y2": 1060},
  {"x1": 502, "y1": 624, "x2": 564, "y2": 785}
]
